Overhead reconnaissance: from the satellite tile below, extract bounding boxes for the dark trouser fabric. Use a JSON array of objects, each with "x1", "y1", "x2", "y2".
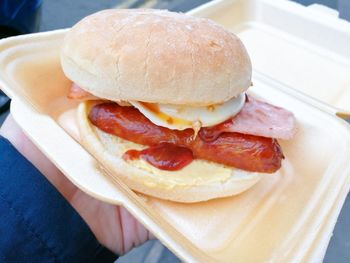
[{"x1": 0, "y1": 136, "x2": 116, "y2": 262}]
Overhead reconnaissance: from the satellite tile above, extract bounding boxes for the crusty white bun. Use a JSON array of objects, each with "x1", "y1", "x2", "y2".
[
  {"x1": 78, "y1": 101, "x2": 266, "y2": 203},
  {"x1": 61, "y1": 9, "x2": 252, "y2": 106}
]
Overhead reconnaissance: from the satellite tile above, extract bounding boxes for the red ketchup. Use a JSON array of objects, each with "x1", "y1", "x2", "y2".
[{"x1": 123, "y1": 142, "x2": 194, "y2": 171}]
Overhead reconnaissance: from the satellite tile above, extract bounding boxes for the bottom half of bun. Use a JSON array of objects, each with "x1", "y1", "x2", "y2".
[{"x1": 77, "y1": 101, "x2": 275, "y2": 203}]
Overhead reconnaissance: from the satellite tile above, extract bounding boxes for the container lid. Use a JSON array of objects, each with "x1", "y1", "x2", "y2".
[{"x1": 190, "y1": 0, "x2": 350, "y2": 119}]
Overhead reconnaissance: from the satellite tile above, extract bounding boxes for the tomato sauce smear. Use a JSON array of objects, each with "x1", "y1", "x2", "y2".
[
  {"x1": 89, "y1": 102, "x2": 284, "y2": 173},
  {"x1": 123, "y1": 143, "x2": 194, "y2": 171}
]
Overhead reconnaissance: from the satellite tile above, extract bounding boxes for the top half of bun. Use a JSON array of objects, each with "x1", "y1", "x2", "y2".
[{"x1": 61, "y1": 9, "x2": 252, "y2": 106}]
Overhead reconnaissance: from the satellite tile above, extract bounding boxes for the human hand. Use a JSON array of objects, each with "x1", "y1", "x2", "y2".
[{"x1": 0, "y1": 114, "x2": 153, "y2": 254}]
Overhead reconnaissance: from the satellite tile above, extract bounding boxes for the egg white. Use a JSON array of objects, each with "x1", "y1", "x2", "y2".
[{"x1": 130, "y1": 93, "x2": 245, "y2": 130}]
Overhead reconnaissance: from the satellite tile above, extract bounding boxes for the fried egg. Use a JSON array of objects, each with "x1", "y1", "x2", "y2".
[{"x1": 130, "y1": 93, "x2": 245, "y2": 131}]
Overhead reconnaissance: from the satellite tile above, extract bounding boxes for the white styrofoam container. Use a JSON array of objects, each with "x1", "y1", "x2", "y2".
[{"x1": 0, "y1": 0, "x2": 349, "y2": 262}]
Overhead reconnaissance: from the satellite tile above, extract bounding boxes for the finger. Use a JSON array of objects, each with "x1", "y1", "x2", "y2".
[{"x1": 119, "y1": 206, "x2": 154, "y2": 254}]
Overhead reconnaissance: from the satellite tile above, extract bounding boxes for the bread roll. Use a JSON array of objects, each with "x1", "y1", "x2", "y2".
[
  {"x1": 77, "y1": 101, "x2": 264, "y2": 202},
  {"x1": 61, "y1": 9, "x2": 252, "y2": 106}
]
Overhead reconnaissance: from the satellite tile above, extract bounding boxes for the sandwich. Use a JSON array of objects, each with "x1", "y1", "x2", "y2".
[{"x1": 61, "y1": 9, "x2": 296, "y2": 202}]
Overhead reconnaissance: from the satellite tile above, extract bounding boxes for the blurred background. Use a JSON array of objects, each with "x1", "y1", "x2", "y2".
[{"x1": 0, "y1": 0, "x2": 349, "y2": 262}]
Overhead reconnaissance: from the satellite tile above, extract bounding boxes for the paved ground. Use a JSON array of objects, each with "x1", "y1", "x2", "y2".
[{"x1": 2, "y1": 0, "x2": 349, "y2": 262}]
